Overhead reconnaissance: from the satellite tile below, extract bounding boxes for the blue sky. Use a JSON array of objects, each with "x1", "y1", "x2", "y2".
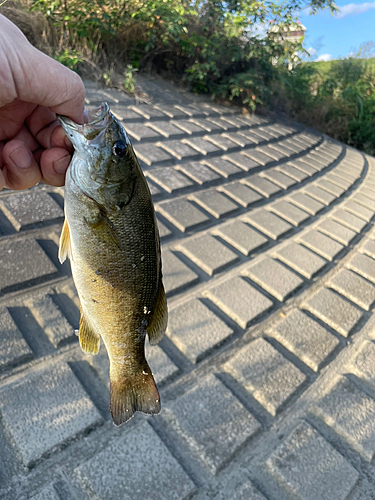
[{"x1": 299, "y1": 0, "x2": 375, "y2": 60}]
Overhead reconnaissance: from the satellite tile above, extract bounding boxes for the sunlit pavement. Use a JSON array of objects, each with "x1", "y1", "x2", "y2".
[{"x1": 1, "y1": 77, "x2": 375, "y2": 500}]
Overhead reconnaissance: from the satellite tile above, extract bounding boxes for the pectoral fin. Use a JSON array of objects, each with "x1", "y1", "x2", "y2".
[
  {"x1": 84, "y1": 210, "x2": 121, "y2": 251},
  {"x1": 147, "y1": 282, "x2": 168, "y2": 345},
  {"x1": 78, "y1": 312, "x2": 100, "y2": 354},
  {"x1": 58, "y1": 218, "x2": 71, "y2": 264}
]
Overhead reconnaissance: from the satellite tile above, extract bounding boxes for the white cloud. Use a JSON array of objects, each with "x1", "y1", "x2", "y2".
[
  {"x1": 316, "y1": 53, "x2": 332, "y2": 61},
  {"x1": 307, "y1": 47, "x2": 318, "y2": 56},
  {"x1": 336, "y1": 1, "x2": 375, "y2": 18}
]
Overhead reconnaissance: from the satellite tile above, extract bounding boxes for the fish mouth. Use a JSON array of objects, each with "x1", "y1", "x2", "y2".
[{"x1": 58, "y1": 102, "x2": 111, "y2": 140}]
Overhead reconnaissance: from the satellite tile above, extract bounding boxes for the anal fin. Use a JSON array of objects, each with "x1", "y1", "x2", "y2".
[
  {"x1": 147, "y1": 282, "x2": 168, "y2": 345},
  {"x1": 58, "y1": 218, "x2": 71, "y2": 264},
  {"x1": 78, "y1": 313, "x2": 100, "y2": 355}
]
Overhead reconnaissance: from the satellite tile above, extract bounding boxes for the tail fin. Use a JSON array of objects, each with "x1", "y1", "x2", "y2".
[{"x1": 110, "y1": 364, "x2": 161, "y2": 426}]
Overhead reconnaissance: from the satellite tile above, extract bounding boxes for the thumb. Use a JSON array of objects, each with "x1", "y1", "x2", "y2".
[{"x1": 0, "y1": 14, "x2": 85, "y2": 124}]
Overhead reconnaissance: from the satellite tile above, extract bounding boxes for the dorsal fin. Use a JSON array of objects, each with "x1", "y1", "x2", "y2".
[
  {"x1": 147, "y1": 282, "x2": 168, "y2": 345},
  {"x1": 58, "y1": 218, "x2": 71, "y2": 264}
]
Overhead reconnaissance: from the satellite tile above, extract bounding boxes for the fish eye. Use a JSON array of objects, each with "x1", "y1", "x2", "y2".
[{"x1": 112, "y1": 140, "x2": 127, "y2": 157}]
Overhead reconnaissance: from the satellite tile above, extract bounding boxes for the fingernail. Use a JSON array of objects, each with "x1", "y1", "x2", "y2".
[
  {"x1": 54, "y1": 154, "x2": 71, "y2": 174},
  {"x1": 9, "y1": 146, "x2": 32, "y2": 169},
  {"x1": 64, "y1": 136, "x2": 73, "y2": 149}
]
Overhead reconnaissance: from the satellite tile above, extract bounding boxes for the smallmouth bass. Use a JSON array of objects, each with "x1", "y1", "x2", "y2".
[{"x1": 58, "y1": 103, "x2": 167, "y2": 426}]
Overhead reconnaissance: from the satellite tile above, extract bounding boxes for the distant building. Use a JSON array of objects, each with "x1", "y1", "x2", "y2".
[
  {"x1": 268, "y1": 21, "x2": 306, "y2": 43},
  {"x1": 268, "y1": 21, "x2": 306, "y2": 67}
]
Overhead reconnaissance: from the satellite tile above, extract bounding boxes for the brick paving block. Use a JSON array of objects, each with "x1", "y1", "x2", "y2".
[
  {"x1": 167, "y1": 299, "x2": 233, "y2": 362},
  {"x1": 157, "y1": 198, "x2": 209, "y2": 232},
  {"x1": 130, "y1": 104, "x2": 168, "y2": 119},
  {"x1": 280, "y1": 139, "x2": 305, "y2": 154},
  {"x1": 30, "y1": 485, "x2": 60, "y2": 500},
  {"x1": 163, "y1": 374, "x2": 260, "y2": 474},
  {"x1": 303, "y1": 288, "x2": 363, "y2": 337},
  {"x1": 223, "y1": 152, "x2": 260, "y2": 171},
  {"x1": 348, "y1": 253, "x2": 375, "y2": 283},
  {"x1": 326, "y1": 173, "x2": 352, "y2": 190},
  {"x1": 146, "y1": 342, "x2": 179, "y2": 386},
  {"x1": 244, "y1": 210, "x2": 292, "y2": 240},
  {"x1": 361, "y1": 187, "x2": 375, "y2": 200},
  {"x1": 331, "y1": 209, "x2": 367, "y2": 232},
  {"x1": 206, "y1": 117, "x2": 231, "y2": 130},
  {"x1": 334, "y1": 169, "x2": 356, "y2": 183},
  {"x1": 203, "y1": 157, "x2": 243, "y2": 177},
  {"x1": 251, "y1": 129, "x2": 275, "y2": 141},
  {"x1": 159, "y1": 140, "x2": 201, "y2": 161},
  {"x1": 146, "y1": 167, "x2": 194, "y2": 194},
  {"x1": 298, "y1": 230, "x2": 344, "y2": 261},
  {"x1": 191, "y1": 118, "x2": 224, "y2": 132},
  {"x1": 362, "y1": 239, "x2": 375, "y2": 258},
  {"x1": 179, "y1": 234, "x2": 239, "y2": 275},
  {"x1": 316, "y1": 179, "x2": 345, "y2": 197},
  {"x1": 269, "y1": 201, "x2": 310, "y2": 226},
  {"x1": 308, "y1": 153, "x2": 330, "y2": 169},
  {"x1": 242, "y1": 149, "x2": 274, "y2": 166},
  {"x1": 147, "y1": 179, "x2": 162, "y2": 197},
  {"x1": 74, "y1": 421, "x2": 195, "y2": 500},
  {"x1": 153, "y1": 105, "x2": 190, "y2": 119},
  {"x1": 317, "y1": 219, "x2": 356, "y2": 245},
  {"x1": 216, "y1": 481, "x2": 267, "y2": 500},
  {"x1": 243, "y1": 175, "x2": 281, "y2": 198},
  {"x1": 237, "y1": 129, "x2": 262, "y2": 144},
  {"x1": 261, "y1": 170, "x2": 296, "y2": 189},
  {"x1": 277, "y1": 163, "x2": 309, "y2": 182},
  {"x1": 162, "y1": 249, "x2": 199, "y2": 295},
  {"x1": 0, "y1": 306, "x2": 32, "y2": 368},
  {"x1": 269, "y1": 142, "x2": 295, "y2": 156},
  {"x1": 176, "y1": 161, "x2": 221, "y2": 184},
  {"x1": 353, "y1": 194, "x2": 375, "y2": 212},
  {"x1": 205, "y1": 134, "x2": 239, "y2": 151},
  {"x1": 26, "y1": 294, "x2": 75, "y2": 348},
  {"x1": 257, "y1": 145, "x2": 286, "y2": 161},
  {"x1": 192, "y1": 190, "x2": 239, "y2": 218},
  {"x1": 350, "y1": 341, "x2": 375, "y2": 386},
  {"x1": 304, "y1": 185, "x2": 336, "y2": 206},
  {"x1": 288, "y1": 192, "x2": 325, "y2": 215},
  {"x1": 244, "y1": 257, "x2": 304, "y2": 301},
  {"x1": 223, "y1": 132, "x2": 257, "y2": 147},
  {"x1": 0, "y1": 363, "x2": 102, "y2": 466},
  {"x1": 0, "y1": 191, "x2": 63, "y2": 231},
  {"x1": 314, "y1": 376, "x2": 375, "y2": 462},
  {"x1": 134, "y1": 143, "x2": 173, "y2": 166},
  {"x1": 125, "y1": 123, "x2": 161, "y2": 142},
  {"x1": 220, "y1": 116, "x2": 246, "y2": 128},
  {"x1": 290, "y1": 159, "x2": 318, "y2": 176},
  {"x1": 204, "y1": 276, "x2": 273, "y2": 328},
  {"x1": 0, "y1": 238, "x2": 57, "y2": 294},
  {"x1": 175, "y1": 104, "x2": 204, "y2": 117},
  {"x1": 147, "y1": 121, "x2": 185, "y2": 138},
  {"x1": 220, "y1": 182, "x2": 262, "y2": 207},
  {"x1": 172, "y1": 119, "x2": 206, "y2": 134},
  {"x1": 224, "y1": 338, "x2": 306, "y2": 415},
  {"x1": 216, "y1": 221, "x2": 268, "y2": 255},
  {"x1": 275, "y1": 242, "x2": 327, "y2": 279},
  {"x1": 272, "y1": 309, "x2": 339, "y2": 371},
  {"x1": 156, "y1": 216, "x2": 172, "y2": 240},
  {"x1": 183, "y1": 137, "x2": 221, "y2": 155},
  {"x1": 228, "y1": 483, "x2": 267, "y2": 500},
  {"x1": 264, "y1": 421, "x2": 359, "y2": 500},
  {"x1": 328, "y1": 269, "x2": 375, "y2": 311}
]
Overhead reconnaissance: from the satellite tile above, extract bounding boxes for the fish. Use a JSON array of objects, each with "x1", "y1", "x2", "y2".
[{"x1": 58, "y1": 102, "x2": 168, "y2": 426}]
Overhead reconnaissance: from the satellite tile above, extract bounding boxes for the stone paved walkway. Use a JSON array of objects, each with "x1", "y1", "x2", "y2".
[{"x1": 1, "y1": 77, "x2": 375, "y2": 500}]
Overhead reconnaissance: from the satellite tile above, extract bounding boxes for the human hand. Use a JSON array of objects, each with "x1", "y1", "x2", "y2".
[{"x1": 0, "y1": 14, "x2": 85, "y2": 191}]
